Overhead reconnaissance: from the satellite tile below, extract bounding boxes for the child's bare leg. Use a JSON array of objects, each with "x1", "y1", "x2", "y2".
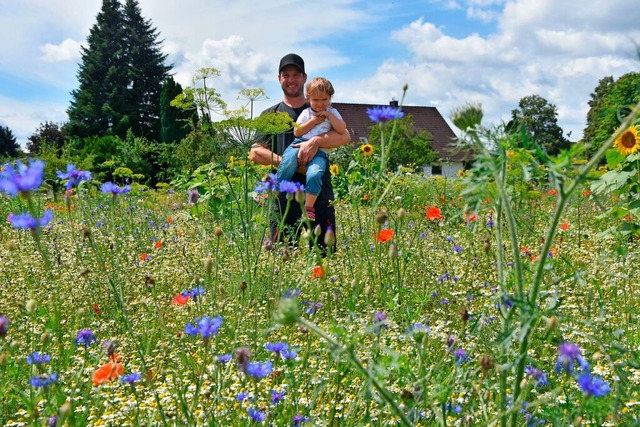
[{"x1": 305, "y1": 193, "x2": 318, "y2": 221}]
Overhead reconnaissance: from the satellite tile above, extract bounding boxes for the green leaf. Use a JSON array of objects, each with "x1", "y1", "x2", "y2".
[
  {"x1": 605, "y1": 148, "x2": 625, "y2": 169},
  {"x1": 590, "y1": 169, "x2": 635, "y2": 194}
]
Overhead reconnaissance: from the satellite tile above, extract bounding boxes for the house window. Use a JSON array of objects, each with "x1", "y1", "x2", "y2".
[{"x1": 431, "y1": 165, "x2": 442, "y2": 175}]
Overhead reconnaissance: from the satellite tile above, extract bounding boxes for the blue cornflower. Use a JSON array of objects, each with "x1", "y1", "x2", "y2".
[
  {"x1": 9, "y1": 210, "x2": 54, "y2": 231},
  {"x1": 181, "y1": 286, "x2": 205, "y2": 299},
  {"x1": 56, "y1": 164, "x2": 92, "y2": 190},
  {"x1": 247, "y1": 407, "x2": 266, "y2": 422},
  {"x1": 217, "y1": 354, "x2": 232, "y2": 363},
  {"x1": 555, "y1": 342, "x2": 589, "y2": 374},
  {"x1": 445, "y1": 236, "x2": 454, "y2": 243},
  {"x1": 440, "y1": 298, "x2": 450, "y2": 305},
  {"x1": 30, "y1": 373, "x2": 58, "y2": 388},
  {"x1": 445, "y1": 403, "x2": 463, "y2": 414},
  {"x1": 26, "y1": 351, "x2": 51, "y2": 365},
  {"x1": 246, "y1": 360, "x2": 273, "y2": 379},
  {"x1": 292, "y1": 414, "x2": 310, "y2": 426},
  {"x1": 454, "y1": 348, "x2": 470, "y2": 365},
  {"x1": 100, "y1": 181, "x2": 131, "y2": 195},
  {"x1": 236, "y1": 391, "x2": 250, "y2": 402},
  {"x1": 406, "y1": 323, "x2": 431, "y2": 342},
  {"x1": 577, "y1": 373, "x2": 611, "y2": 397},
  {"x1": 524, "y1": 366, "x2": 549, "y2": 387},
  {"x1": 121, "y1": 372, "x2": 142, "y2": 384},
  {"x1": 279, "y1": 180, "x2": 303, "y2": 195},
  {"x1": 265, "y1": 342, "x2": 288, "y2": 354},
  {"x1": 0, "y1": 159, "x2": 45, "y2": 196},
  {"x1": 283, "y1": 288, "x2": 301, "y2": 298},
  {"x1": 453, "y1": 245, "x2": 463, "y2": 253},
  {"x1": 254, "y1": 173, "x2": 278, "y2": 194},
  {"x1": 48, "y1": 416, "x2": 58, "y2": 427},
  {"x1": 184, "y1": 316, "x2": 223, "y2": 341},
  {"x1": 188, "y1": 189, "x2": 199, "y2": 204},
  {"x1": 486, "y1": 216, "x2": 494, "y2": 227},
  {"x1": 366, "y1": 106, "x2": 405, "y2": 123},
  {"x1": 303, "y1": 301, "x2": 322, "y2": 315},
  {"x1": 271, "y1": 389, "x2": 286, "y2": 404},
  {"x1": 74, "y1": 329, "x2": 97, "y2": 347},
  {"x1": 281, "y1": 349, "x2": 298, "y2": 360}
]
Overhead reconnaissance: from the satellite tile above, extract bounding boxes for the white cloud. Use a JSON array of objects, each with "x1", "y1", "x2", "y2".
[{"x1": 40, "y1": 38, "x2": 83, "y2": 62}]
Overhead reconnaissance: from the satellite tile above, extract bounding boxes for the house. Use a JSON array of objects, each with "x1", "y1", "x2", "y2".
[{"x1": 332, "y1": 101, "x2": 473, "y2": 177}]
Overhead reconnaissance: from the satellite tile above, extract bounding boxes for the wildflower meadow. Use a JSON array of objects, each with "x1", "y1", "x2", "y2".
[{"x1": 1, "y1": 97, "x2": 640, "y2": 427}]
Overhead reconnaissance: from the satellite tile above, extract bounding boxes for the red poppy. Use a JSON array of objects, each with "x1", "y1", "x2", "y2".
[
  {"x1": 154, "y1": 241, "x2": 163, "y2": 249},
  {"x1": 375, "y1": 229, "x2": 394, "y2": 243},
  {"x1": 464, "y1": 212, "x2": 477, "y2": 223},
  {"x1": 92, "y1": 303, "x2": 101, "y2": 316},
  {"x1": 166, "y1": 217, "x2": 174, "y2": 223},
  {"x1": 548, "y1": 189, "x2": 558, "y2": 196},
  {"x1": 92, "y1": 361, "x2": 124, "y2": 386},
  {"x1": 582, "y1": 189, "x2": 591, "y2": 197},
  {"x1": 139, "y1": 253, "x2": 149, "y2": 262},
  {"x1": 312, "y1": 266, "x2": 324, "y2": 278},
  {"x1": 171, "y1": 294, "x2": 189, "y2": 305},
  {"x1": 426, "y1": 206, "x2": 442, "y2": 221},
  {"x1": 559, "y1": 222, "x2": 570, "y2": 231}
]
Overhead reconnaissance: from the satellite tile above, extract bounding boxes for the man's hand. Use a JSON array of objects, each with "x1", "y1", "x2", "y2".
[{"x1": 293, "y1": 138, "x2": 319, "y2": 166}]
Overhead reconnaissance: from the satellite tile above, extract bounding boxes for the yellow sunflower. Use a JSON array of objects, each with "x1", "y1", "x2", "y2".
[
  {"x1": 360, "y1": 143, "x2": 374, "y2": 157},
  {"x1": 613, "y1": 125, "x2": 640, "y2": 156},
  {"x1": 329, "y1": 164, "x2": 339, "y2": 176}
]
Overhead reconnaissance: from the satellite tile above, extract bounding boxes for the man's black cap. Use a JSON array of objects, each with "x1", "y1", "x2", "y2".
[{"x1": 278, "y1": 53, "x2": 305, "y2": 74}]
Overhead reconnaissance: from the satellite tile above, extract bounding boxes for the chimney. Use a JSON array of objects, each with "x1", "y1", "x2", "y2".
[{"x1": 389, "y1": 99, "x2": 398, "y2": 108}]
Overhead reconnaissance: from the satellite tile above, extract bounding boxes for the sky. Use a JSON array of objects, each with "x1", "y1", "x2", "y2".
[{"x1": 1, "y1": 0, "x2": 639, "y2": 149}]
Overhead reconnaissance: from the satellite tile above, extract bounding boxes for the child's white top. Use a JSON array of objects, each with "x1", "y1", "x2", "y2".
[{"x1": 297, "y1": 106, "x2": 343, "y2": 153}]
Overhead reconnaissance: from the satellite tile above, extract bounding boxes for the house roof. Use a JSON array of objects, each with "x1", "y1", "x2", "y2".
[{"x1": 332, "y1": 101, "x2": 472, "y2": 162}]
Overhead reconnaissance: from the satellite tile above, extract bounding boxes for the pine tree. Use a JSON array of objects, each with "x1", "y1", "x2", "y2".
[
  {"x1": 0, "y1": 125, "x2": 21, "y2": 158},
  {"x1": 122, "y1": 0, "x2": 171, "y2": 141},
  {"x1": 160, "y1": 77, "x2": 194, "y2": 143},
  {"x1": 67, "y1": 0, "x2": 170, "y2": 141}
]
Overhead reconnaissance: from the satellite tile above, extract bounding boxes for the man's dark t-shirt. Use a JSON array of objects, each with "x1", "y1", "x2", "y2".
[{"x1": 260, "y1": 101, "x2": 336, "y2": 253}]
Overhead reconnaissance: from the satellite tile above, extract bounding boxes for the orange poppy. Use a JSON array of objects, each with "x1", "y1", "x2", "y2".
[
  {"x1": 92, "y1": 361, "x2": 124, "y2": 386},
  {"x1": 582, "y1": 189, "x2": 591, "y2": 198},
  {"x1": 548, "y1": 189, "x2": 558, "y2": 196},
  {"x1": 559, "y1": 222, "x2": 569, "y2": 231},
  {"x1": 312, "y1": 266, "x2": 324, "y2": 278},
  {"x1": 139, "y1": 253, "x2": 148, "y2": 262},
  {"x1": 154, "y1": 241, "x2": 163, "y2": 249},
  {"x1": 166, "y1": 217, "x2": 174, "y2": 223},
  {"x1": 171, "y1": 294, "x2": 189, "y2": 305},
  {"x1": 426, "y1": 206, "x2": 442, "y2": 221},
  {"x1": 375, "y1": 229, "x2": 394, "y2": 243}
]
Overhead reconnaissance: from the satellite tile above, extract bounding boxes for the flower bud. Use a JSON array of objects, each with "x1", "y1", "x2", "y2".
[
  {"x1": 41, "y1": 331, "x2": 51, "y2": 343},
  {"x1": 203, "y1": 256, "x2": 213, "y2": 275},
  {"x1": 295, "y1": 190, "x2": 305, "y2": 205},
  {"x1": 26, "y1": 299, "x2": 37, "y2": 314},
  {"x1": 6, "y1": 240, "x2": 17, "y2": 251},
  {"x1": 397, "y1": 208, "x2": 407, "y2": 220},
  {"x1": 376, "y1": 209, "x2": 388, "y2": 225},
  {"x1": 324, "y1": 226, "x2": 336, "y2": 247},
  {"x1": 81, "y1": 226, "x2": 91, "y2": 239},
  {"x1": 59, "y1": 400, "x2": 72, "y2": 418},
  {"x1": 0, "y1": 353, "x2": 7, "y2": 366},
  {"x1": 388, "y1": 242, "x2": 398, "y2": 260},
  {"x1": 314, "y1": 225, "x2": 322, "y2": 236},
  {"x1": 214, "y1": 226, "x2": 223, "y2": 237}
]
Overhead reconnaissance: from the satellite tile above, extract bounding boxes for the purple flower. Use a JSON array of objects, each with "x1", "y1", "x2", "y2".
[
  {"x1": 0, "y1": 315, "x2": 9, "y2": 337},
  {"x1": 525, "y1": 366, "x2": 548, "y2": 387},
  {"x1": 453, "y1": 245, "x2": 463, "y2": 253},
  {"x1": 26, "y1": 352, "x2": 51, "y2": 365},
  {"x1": 188, "y1": 189, "x2": 199, "y2": 204},
  {"x1": 181, "y1": 286, "x2": 205, "y2": 299},
  {"x1": 184, "y1": 316, "x2": 223, "y2": 341},
  {"x1": 121, "y1": 372, "x2": 142, "y2": 384},
  {"x1": 366, "y1": 106, "x2": 405, "y2": 123},
  {"x1": 30, "y1": 373, "x2": 58, "y2": 388},
  {"x1": 246, "y1": 360, "x2": 273, "y2": 379},
  {"x1": 271, "y1": 389, "x2": 286, "y2": 404},
  {"x1": 555, "y1": 342, "x2": 589, "y2": 374},
  {"x1": 48, "y1": 416, "x2": 58, "y2": 427},
  {"x1": 56, "y1": 164, "x2": 92, "y2": 190},
  {"x1": 9, "y1": 210, "x2": 54, "y2": 231},
  {"x1": 372, "y1": 311, "x2": 388, "y2": 333},
  {"x1": 283, "y1": 288, "x2": 301, "y2": 298},
  {"x1": 0, "y1": 159, "x2": 45, "y2": 196},
  {"x1": 74, "y1": 329, "x2": 97, "y2": 347},
  {"x1": 217, "y1": 354, "x2": 232, "y2": 363},
  {"x1": 100, "y1": 181, "x2": 131, "y2": 195},
  {"x1": 266, "y1": 342, "x2": 289, "y2": 354},
  {"x1": 254, "y1": 173, "x2": 278, "y2": 194},
  {"x1": 236, "y1": 391, "x2": 250, "y2": 402},
  {"x1": 445, "y1": 403, "x2": 462, "y2": 414},
  {"x1": 577, "y1": 373, "x2": 611, "y2": 397},
  {"x1": 247, "y1": 407, "x2": 266, "y2": 422},
  {"x1": 279, "y1": 180, "x2": 303, "y2": 195},
  {"x1": 293, "y1": 414, "x2": 310, "y2": 426},
  {"x1": 486, "y1": 216, "x2": 494, "y2": 227},
  {"x1": 454, "y1": 348, "x2": 470, "y2": 365}
]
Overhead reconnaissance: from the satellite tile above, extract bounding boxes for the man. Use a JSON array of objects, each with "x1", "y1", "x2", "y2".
[{"x1": 250, "y1": 53, "x2": 350, "y2": 254}]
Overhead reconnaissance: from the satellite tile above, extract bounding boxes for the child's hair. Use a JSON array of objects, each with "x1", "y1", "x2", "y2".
[{"x1": 306, "y1": 77, "x2": 335, "y2": 97}]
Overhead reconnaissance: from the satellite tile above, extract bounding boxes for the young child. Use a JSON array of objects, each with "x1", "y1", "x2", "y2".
[{"x1": 277, "y1": 77, "x2": 347, "y2": 221}]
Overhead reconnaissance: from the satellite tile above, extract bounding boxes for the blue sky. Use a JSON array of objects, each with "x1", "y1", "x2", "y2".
[{"x1": 1, "y1": 0, "x2": 639, "y2": 148}]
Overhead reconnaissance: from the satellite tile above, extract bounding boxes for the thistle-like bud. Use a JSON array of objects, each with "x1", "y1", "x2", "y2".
[
  {"x1": 81, "y1": 226, "x2": 91, "y2": 240},
  {"x1": 214, "y1": 226, "x2": 223, "y2": 237},
  {"x1": 397, "y1": 208, "x2": 407, "y2": 220},
  {"x1": 0, "y1": 353, "x2": 7, "y2": 366},
  {"x1": 41, "y1": 331, "x2": 50, "y2": 343},
  {"x1": 240, "y1": 281, "x2": 247, "y2": 292},
  {"x1": 59, "y1": 400, "x2": 72, "y2": 418},
  {"x1": 203, "y1": 256, "x2": 213, "y2": 275},
  {"x1": 273, "y1": 297, "x2": 300, "y2": 326},
  {"x1": 451, "y1": 103, "x2": 484, "y2": 132},
  {"x1": 324, "y1": 226, "x2": 336, "y2": 248},
  {"x1": 314, "y1": 225, "x2": 322, "y2": 236},
  {"x1": 376, "y1": 209, "x2": 388, "y2": 225},
  {"x1": 480, "y1": 356, "x2": 494, "y2": 371},
  {"x1": 388, "y1": 242, "x2": 398, "y2": 260}
]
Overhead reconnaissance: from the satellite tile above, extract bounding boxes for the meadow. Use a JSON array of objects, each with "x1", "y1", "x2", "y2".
[{"x1": 1, "y1": 104, "x2": 640, "y2": 427}]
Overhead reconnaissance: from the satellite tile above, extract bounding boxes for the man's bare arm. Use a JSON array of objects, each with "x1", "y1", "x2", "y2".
[{"x1": 249, "y1": 143, "x2": 281, "y2": 167}]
